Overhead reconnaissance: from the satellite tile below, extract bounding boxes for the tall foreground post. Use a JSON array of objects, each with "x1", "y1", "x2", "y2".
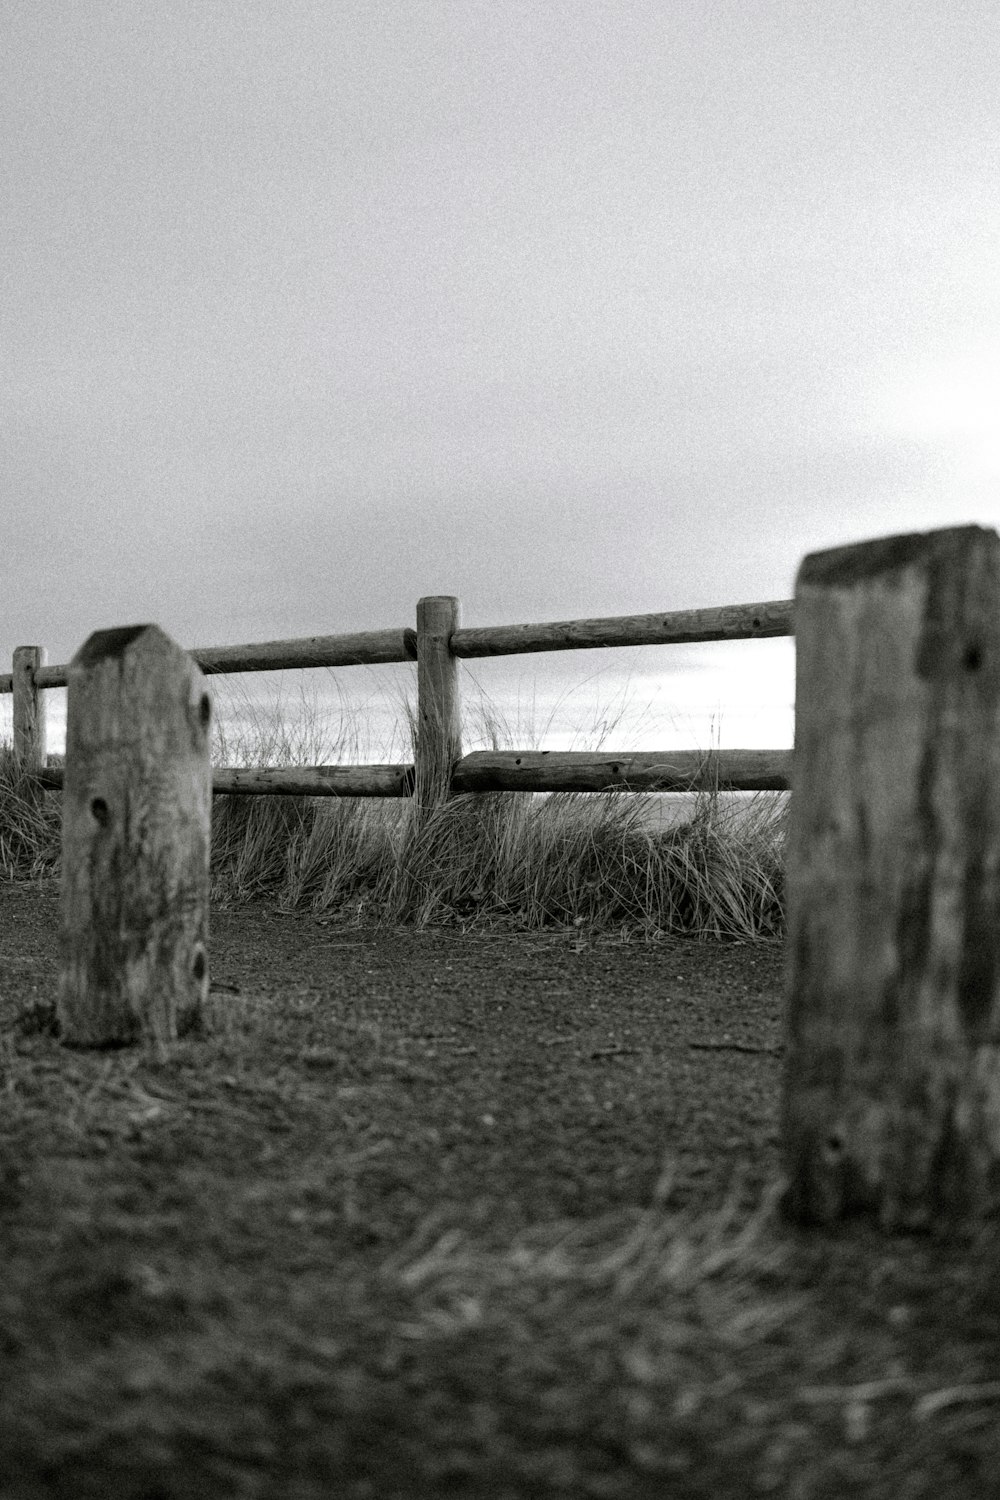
[
  {"x1": 59, "y1": 625, "x2": 212, "y2": 1047},
  {"x1": 414, "y1": 595, "x2": 461, "y2": 813},
  {"x1": 783, "y1": 527, "x2": 1000, "y2": 1230}
]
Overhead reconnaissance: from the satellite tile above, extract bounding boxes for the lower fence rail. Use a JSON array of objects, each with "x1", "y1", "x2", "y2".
[{"x1": 33, "y1": 748, "x2": 792, "y2": 798}]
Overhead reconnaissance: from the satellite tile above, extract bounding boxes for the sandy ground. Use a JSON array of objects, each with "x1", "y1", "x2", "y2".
[{"x1": 4, "y1": 878, "x2": 787, "y2": 1224}]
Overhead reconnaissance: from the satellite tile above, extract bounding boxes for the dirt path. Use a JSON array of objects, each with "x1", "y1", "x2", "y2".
[
  {"x1": 4, "y1": 880, "x2": 786, "y2": 1229},
  {"x1": 12, "y1": 883, "x2": 1000, "y2": 1500}
]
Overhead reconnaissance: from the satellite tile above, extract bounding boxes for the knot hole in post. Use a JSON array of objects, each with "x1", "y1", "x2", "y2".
[
  {"x1": 90, "y1": 796, "x2": 109, "y2": 827},
  {"x1": 963, "y1": 642, "x2": 983, "y2": 672},
  {"x1": 192, "y1": 947, "x2": 207, "y2": 983},
  {"x1": 199, "y1": 693, "x2": 211, "y2": 729},
  {"x1": 821, "y1": 1128, "x2": 846, "y2": 1167}
]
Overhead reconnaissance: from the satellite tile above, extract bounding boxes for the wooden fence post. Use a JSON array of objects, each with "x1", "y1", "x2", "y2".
[
  {"x1": 782, "y1": 526, "x2": 1000, "y2": 1231},
  {"x1": 58, "y1": 625, "x2": 213, "y2": 1048},
  {"x1": 414, "y1": 596, "x2": 461, "y2": 813},
  {"x1": 12, "y1": 646, "x2": 48, "y2": 774}
]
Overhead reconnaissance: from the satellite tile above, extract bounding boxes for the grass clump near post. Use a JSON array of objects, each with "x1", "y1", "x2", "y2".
[
  {"x1": 0, "y1": 744, "x2": 61, "y2": 881},
  {"x1": 207, "y1": 674, "x2": 409, "y2": 912}
]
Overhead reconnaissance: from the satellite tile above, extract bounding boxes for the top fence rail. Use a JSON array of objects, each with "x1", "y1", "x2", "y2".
[{"x1": 0, "y1": 598, "x2": 793, "y2": 693}]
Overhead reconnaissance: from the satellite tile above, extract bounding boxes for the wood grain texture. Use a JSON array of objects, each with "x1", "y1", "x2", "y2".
[
  {"x1": 58, "y1": 625, "x2": 212, "y2": 1048},
  {"x1": 187, "y1": 628, "x2": 416, "y2": 674},
  {"x1": 211, "y1": 764, "x2": 415, "y2": 797},
  {"x1": 414, "y1": 596, "x2": 461, "y2": 812},
  {"x1": 452, "y1": 748, "x2": 790, "y2": 793},
  {"x1": 12, "y1": 646, "x2": 48, "y2": 773},
  {"x1": 451, "y1": 598, "x2": 793, "y2": 658},
  {"x1": 37, "y1": 754, "x2": 789, "y2": 796},
  {"x1": 782, "y1": 526, "x2": 1000, "y2": 1230}
]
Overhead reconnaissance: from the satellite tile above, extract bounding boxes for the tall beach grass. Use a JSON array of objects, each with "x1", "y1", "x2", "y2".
[{"x1": 0, "y1": 678, "x2": 786, "y2": 940}]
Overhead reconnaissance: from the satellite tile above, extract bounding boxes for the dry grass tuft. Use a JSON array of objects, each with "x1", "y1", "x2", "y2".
[{"x1": 0, "y1": 744, "x2": 61, "y2": 880}]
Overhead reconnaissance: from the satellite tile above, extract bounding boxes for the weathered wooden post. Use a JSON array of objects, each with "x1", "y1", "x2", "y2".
[
  {"x1": 12, "y1": 645, "x2": 48, "y2": 775},
  {"x1": 58, "y1": 625, "x2": 212, "y2": 1048},
  {"x1": 414, "y1": 595, "x2": 461, "y2": 813},
  {"x1": 783, "y1": 526, "x2": 1000, "y2": 1230}
]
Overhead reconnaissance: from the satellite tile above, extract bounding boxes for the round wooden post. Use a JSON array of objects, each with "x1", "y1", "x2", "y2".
[
  {"x1": 414, "y1": 596, "x2": 461, "y2": 813},
  {"x1": 12, "y1": 646, "x2": 48, "y2": 775},
  {"x1": 58, "y1": 625, "x2": 213, "y2": 1048},
  {"x1": 782, "y1": 526, "x2": 1000, "y2": 1231}
]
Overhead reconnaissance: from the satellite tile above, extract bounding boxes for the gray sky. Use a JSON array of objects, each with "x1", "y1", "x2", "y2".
[{"x1": 3, "y1": 2, "x2": 999, "y2": 755}]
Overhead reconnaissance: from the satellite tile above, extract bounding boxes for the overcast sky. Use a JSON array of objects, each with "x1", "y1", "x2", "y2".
[{"x1": 3, "y1": 2, "x2": 999, "y2": 756}]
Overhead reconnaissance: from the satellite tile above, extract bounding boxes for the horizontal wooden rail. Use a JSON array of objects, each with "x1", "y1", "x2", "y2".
[
  {"x1": 0, "y1": 627, "x2": 419, "y2": 693},
  {"x1": 0, "y1": 599, "x2": 794, "y2": 696},
  {"x1": 211, "y1": 764, "x2": 416, "y2": 797},
  {"x1": 188, "y1": 628, "x2": 417, "y2": 675},
  {"x1": 450, "y1": 599, "x2": 794, "y2": 658},
  {"x1": 0, "y1": 663, "x2": 66, "y2": 691},
  {"x1": 36, "y1": 750, "x2": 790, "y2": 797},
  {"x1": 35, "y1": 763, "x2": 416, "y2": 797},
  {"x1": 452, "y1": 748, "x2": 791, "y2": 793}
]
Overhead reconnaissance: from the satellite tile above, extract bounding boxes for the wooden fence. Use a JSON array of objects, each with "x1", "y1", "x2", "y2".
[
  {"x1": 9, "y1": 526, "x2": 1000, "y2": 1234},
  {"x1": 1, "y1": 594, "x2": 794, "y2": 802}
]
